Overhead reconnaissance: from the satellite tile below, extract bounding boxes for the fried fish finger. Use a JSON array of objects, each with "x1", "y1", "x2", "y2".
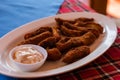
[
  {"x1": 61, "y1": 25, "x2": 85, "y2": 37},
  {"x1": 85, "y1": 22, "x2": 103, "y2": 34},
  {"x1": 56, "y1": 31, "x2": 96, "y2": 52},
  {"x1": 63, "y1": 22, "x2": 88, "y2": 31},
  {"x1": 38, "y1": 37, "x2": 56, "y2": 48},
  {"x1": 56, "y1": 37, "x2": 74, "y2": 52},
  {"x1": 18, "y1": 31, "x2": 52, "y2": 45},
  {"x1": 77, "y1": 31, "x2": 97, "y2": 45},
  {"x1": 55, "y1": 18, "x2": 75, "y2": 27},
  {"x1": 24, "y1": 26, "x2": 52, "y2": 39},
  {"x1": 62, "y1": 46, "x2": 90, "y2": 63},
  {"x1": 47, "y1": 48, "x2": 62, "y2": 61},
  {"x1": 75, "y1": 17, "x2": 94, "y2": 22}
]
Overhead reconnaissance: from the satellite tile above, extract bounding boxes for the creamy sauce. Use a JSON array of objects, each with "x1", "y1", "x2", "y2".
[{"x1": 13, "y1": 46, "x2": 44, "y2": 64}]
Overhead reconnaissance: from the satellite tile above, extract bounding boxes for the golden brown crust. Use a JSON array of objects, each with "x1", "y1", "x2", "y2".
[
  {"x1": 18, "y1": 31, "x2": 52, "y2": 45},
  {"x1": 38, "y1": 37, "x2": 56, "y2": 48},
  {"x1": 78, "y1": 31, "x2": 97, "y2": 45},
  {"x1": 61, "y1": 25, "x2": 85, "y2": 37},
  {"x1": 75, "y1": 17, "x2": 94, "y2": 22},
  {"x1": 56, "y1": 31, "x2": 96, "y2": 52},
  {"x1": 63, "y1": 22, "x2": 88, "y2": 31},
  {"x1": 55, "y1": 18, "x2": 75, "y2": 27},
  {"x1": 85, "y1": 22, "x2": 103, "y2": 34},
  {"x1": 62, "y1": 46, "x2": 90, "y2": 63},
  {"x1": 51, "y1": 26, "x2": 61, "y2": 41},
  {"x1": 24, "y1": 26, "x2": 52, "y2": 39},
  {"x1": 56, "y1": 39, "x2": 73, "y2": 52},
  {"x1": 47, "y1": 48, "x2": 62, "y2": 61}
]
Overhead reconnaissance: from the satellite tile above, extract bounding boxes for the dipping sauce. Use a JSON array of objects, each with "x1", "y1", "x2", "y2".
[{"x1": 13, "y1": 46, "x2": 44, "y2": 64}]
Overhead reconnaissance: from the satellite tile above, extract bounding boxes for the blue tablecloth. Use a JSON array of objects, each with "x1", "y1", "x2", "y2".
[
  {"x1": 0, "y1": 0, "x2": 64, "y2": 37},
  {"x1": 0, "y1": 0, "x2": 64, "y2": 79}
]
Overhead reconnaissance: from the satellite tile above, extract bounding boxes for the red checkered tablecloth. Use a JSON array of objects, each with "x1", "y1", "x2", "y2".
[
  {"x1": 20, "y1": 0, "x2": 120, "y2": 80},
  {"x1": 58, "y1": 0, "x2": 95, "y2": 13}
]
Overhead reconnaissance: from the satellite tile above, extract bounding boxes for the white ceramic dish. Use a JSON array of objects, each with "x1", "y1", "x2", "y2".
[
  {"x1": 9, "y1": 44, "x2": 48, "y2": 72},
  {"x1": 0, "y1": 12, "x2": 117, "y2": 78}
]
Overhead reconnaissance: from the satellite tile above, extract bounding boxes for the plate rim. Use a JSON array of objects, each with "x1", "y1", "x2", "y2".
[{"x1": 0, "y1": 12, "x2": 117, "y2": 78}]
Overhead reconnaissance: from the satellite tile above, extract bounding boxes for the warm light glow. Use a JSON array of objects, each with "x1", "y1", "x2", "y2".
[{"x1": 107, "y1": 0, "x2": 120, "y2": 18}]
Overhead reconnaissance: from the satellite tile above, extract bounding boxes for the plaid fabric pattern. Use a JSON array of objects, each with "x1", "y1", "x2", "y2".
[
  {"x1": 57, "y1": 0, "x2": 95, "y2": 13},
  {"x1": 22, "y1": 0, "x2": 120, "y2": 80}
]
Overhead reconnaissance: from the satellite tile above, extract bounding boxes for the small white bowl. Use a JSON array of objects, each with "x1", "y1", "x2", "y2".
[{"x1": 9, "y1": 44, "x2": 48, "y2": 72}]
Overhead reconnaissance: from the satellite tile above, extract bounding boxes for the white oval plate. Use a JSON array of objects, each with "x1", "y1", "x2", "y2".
[{"x1": 0, "y1": 12, "x2": 117, "y2": 78}]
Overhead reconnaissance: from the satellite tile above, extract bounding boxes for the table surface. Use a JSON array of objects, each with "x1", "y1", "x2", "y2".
[
  {"x1": 0, "y1": 0, "x2": 120, "y2": 80},
  {"x1": 0, "y1": 0, "x2": 64, "y2": 37}
]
